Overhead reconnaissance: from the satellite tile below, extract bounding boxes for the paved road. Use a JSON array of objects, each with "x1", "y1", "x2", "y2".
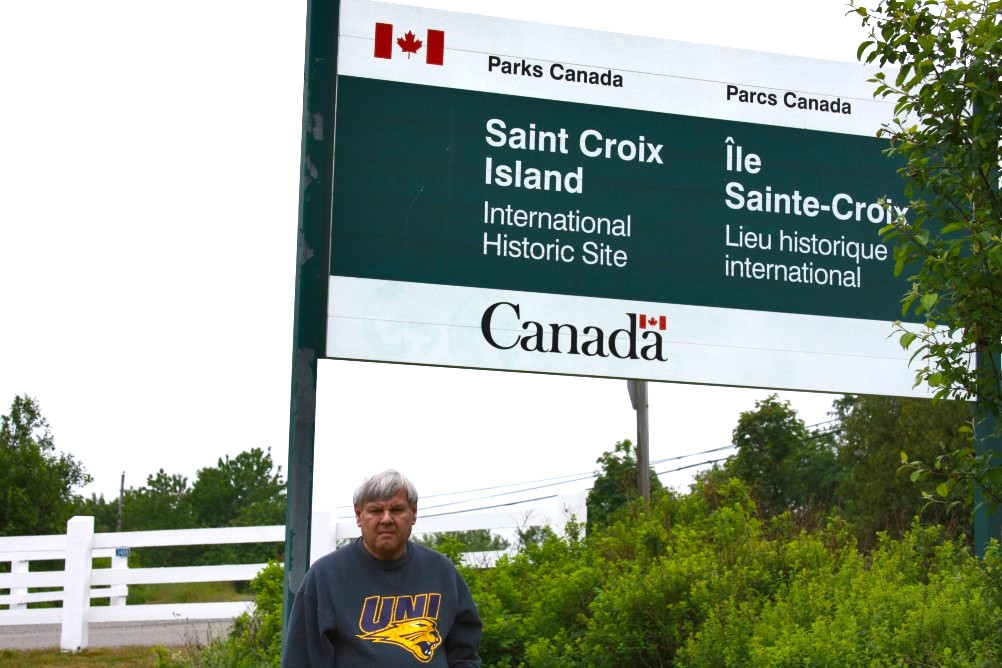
[{"x1": 0, "y1": 619, "x2": 234, "y2": 650}]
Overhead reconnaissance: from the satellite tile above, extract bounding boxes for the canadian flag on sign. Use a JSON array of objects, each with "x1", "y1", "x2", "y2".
[
  {"x1": 638, "y1": 314, "x2": 667, "y2": 331},
  {"x1": 374, "y1": 22, "x2": 445, "y2": 65}
]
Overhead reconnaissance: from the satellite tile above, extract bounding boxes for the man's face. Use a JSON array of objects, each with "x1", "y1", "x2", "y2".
[{"x1": 355, "y1": 488, "x2": 417, "y2": 561}]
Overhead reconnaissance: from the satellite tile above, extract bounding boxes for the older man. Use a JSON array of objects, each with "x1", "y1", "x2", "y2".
[{"x1": 283, "y1": 469, "x2": 482, "y2": 667}]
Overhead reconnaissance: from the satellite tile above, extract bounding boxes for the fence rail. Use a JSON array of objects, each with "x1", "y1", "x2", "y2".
[{"x1": 0, "y1": 492, "x2": 586, "y2": 650}]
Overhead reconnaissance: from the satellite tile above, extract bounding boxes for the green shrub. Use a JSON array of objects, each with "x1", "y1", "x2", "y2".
[
  {"x1": 463, "y1": 481, "x2": 1002, "y2": 668},
  {"x1": 154, "y1": 486, "x2": 1002, "y2": 667},
  {"x1": 731, "y1": 531, "x2": 1000, "y2": 667},
  {"x1": 200, "y1": 561, "x2": 284, "y2": 667}
]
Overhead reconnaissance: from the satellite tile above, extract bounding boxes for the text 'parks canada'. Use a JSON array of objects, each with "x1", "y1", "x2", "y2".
[{"x1": 488, "y1": 56, "x2": 624, "y2": 87}]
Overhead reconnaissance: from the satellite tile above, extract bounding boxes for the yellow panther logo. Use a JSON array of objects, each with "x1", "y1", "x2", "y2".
[{"x1": 357, "y1": 616, "x2": 442, "y2": 662}]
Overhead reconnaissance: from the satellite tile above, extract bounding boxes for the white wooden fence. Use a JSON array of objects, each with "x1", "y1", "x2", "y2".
[{"x1": 0, "y1": 492, "x2": 586, "y2": 650}]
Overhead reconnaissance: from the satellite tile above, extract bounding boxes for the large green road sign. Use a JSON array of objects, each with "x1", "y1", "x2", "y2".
[{"x1": 326, "y1": 0, "x2": 930, "y2": 397}]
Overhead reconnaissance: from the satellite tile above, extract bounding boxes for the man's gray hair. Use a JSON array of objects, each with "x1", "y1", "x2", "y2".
[{"x1": 353, "y1": 469, "x2": 418, "y2": 508}]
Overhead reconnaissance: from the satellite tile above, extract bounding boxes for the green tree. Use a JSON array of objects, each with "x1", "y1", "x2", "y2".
[
  {"x1": 121, "y1": 470, "x2": 199, "y2": 568},
  {"x1": 462, "y1": 480, "x2": 1002, "y2": 668},
  {"x1": 189, "y1": 448, "x2": 286, "y2": 565},
  {"x1": 832, "y1": 394, "x2": 972, "y2": 547},
  {"x1": 97, "y1": 449, "x2": 286, "y2": 567},
  {"x1": 586, "y1": 439, "x2": 665, "y2": 529},
  {"x1": 69, "y1": 492, "x2": 119, "y2": 533},
  {"x1": 415, "y1": 529, "x2": 511, "y2": 560},
  {"x1": 727, "y1": 394, "x2": 843, "y2": 517},
  {"x1": 0, "y1": 395, "x2": 90, "y2": 536},
  {"x1": 852, "y1": 0, "x2": 1002, "y2": 515},
  {"x1": 190, "y1": 447, "x2": 285, "y2": 529},
  {"x1": 126, "y1": 470, "x2": 196, "y2": 531}
]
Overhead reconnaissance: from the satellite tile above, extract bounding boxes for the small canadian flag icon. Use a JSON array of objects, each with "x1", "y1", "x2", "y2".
[
  {"x1": 638, "y1": 314, "x2": 668, "y2": 331},
  {"x1": 374, "y1": 22, "x2": 445, "y2": 65}
]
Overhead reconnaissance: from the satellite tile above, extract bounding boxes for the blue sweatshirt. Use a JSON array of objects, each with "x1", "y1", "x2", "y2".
[{"x1": 283, "y1": 539, "x2": 482, "y2": 667}]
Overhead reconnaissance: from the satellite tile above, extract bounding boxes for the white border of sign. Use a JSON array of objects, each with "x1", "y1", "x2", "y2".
[{"x1": 337, "y1": 0, "x2": 890, "y2": 135}]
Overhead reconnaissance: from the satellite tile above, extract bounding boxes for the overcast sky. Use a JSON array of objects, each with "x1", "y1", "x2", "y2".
[{"x1": 0, "y1": 1, "x2": 877, "y2": 524}]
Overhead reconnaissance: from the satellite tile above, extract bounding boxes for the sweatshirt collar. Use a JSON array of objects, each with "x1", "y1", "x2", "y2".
[{"x1": 355, "y1": 537, "x2": 413, "y2": 570}]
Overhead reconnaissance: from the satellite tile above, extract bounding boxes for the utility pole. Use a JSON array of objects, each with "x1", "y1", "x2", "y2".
[
  {"x1": 116, "y1": 471, "x2": 124, "y2": 532},
  {"x1": 627, "y1": 380, "x2": 650, "y2": 503}
]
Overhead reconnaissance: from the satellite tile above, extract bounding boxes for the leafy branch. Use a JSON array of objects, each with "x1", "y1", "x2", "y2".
[{"x1": 852, "y1": 0, "x2": 1002, "y2": 515}]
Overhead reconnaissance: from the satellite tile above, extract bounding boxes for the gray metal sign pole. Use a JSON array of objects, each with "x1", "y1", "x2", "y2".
[
  {"x1": 627, "y1": 380, "x2": 651, "y2": 503},
  {"x1": 283, "y1": 0, "x2": 339, "y2": 636}
]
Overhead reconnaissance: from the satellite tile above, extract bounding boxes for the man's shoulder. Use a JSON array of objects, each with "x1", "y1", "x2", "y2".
[{"x1": 307, "y1": 539, "x2": 362, "y2": 576}]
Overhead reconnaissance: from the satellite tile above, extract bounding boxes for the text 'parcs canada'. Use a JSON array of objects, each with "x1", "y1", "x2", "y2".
[{"x1": 725, "y1": 84, "x2": 853, "y2": 115}]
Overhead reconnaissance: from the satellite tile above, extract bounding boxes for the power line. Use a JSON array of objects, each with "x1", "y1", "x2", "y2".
[
  {"x1": 655, "y1": 457, "x2": 727, "y2": 477},
  {"x1": 337, "y1": 471, "x2": 596, "y2": 511},
  {"x1": 650, "y1": 444, "x2": 734, "y2": 465},
  {"x1": 420, "y1": 494, "x2": 558, "y2": 518},
  {"x1": 337, "y1": 443, "x2": 738, "y2": 509},
  {"x1": 418, "y1": 473, "x2": 596, "y2": 512},
  {"x1": 422, "y1": 456, "x2": 737, "y2": 520},
  {"x1": 339, "y1": 451, "x2": 751, "y2": 520},
  {"x1": 418, "y1": 444, "x2": 741, "y2": 511},
  {"x1": 420, "y1": 470, "x2": 593, "y2": 500},
  {"x1": 337, "y1": 416, "x2": 840, "y2": 516},
  {"x1": 336, "y1": 469, "x2": 600, "y2": 510}
]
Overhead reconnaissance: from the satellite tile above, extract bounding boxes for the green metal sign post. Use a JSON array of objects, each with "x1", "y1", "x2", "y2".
[
  {"x1": 283, "y1": 0, "x2": 339, "y2": 634},
  {"x1": 974, "y1": 351, "x2": 1002, "y2": 557}
]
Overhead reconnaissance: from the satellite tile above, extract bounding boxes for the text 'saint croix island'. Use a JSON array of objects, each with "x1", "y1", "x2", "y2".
[{"x1": 479, "y1": 118, "x2": 901, "y2": 289}]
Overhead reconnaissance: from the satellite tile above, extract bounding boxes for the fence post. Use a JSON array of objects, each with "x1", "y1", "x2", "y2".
[
  {"x1": 310, "y1": 511, "x2": 332, "y2": 566},
  {"x1": 61, "y1": 516, "x2": 94, "y2": 651},
  {"x1": 110, "y1": 552, "x2": 129, "y2": 606},
  {"x1": 10, "y1": 560, "x2": 28, "y2": 610}
]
